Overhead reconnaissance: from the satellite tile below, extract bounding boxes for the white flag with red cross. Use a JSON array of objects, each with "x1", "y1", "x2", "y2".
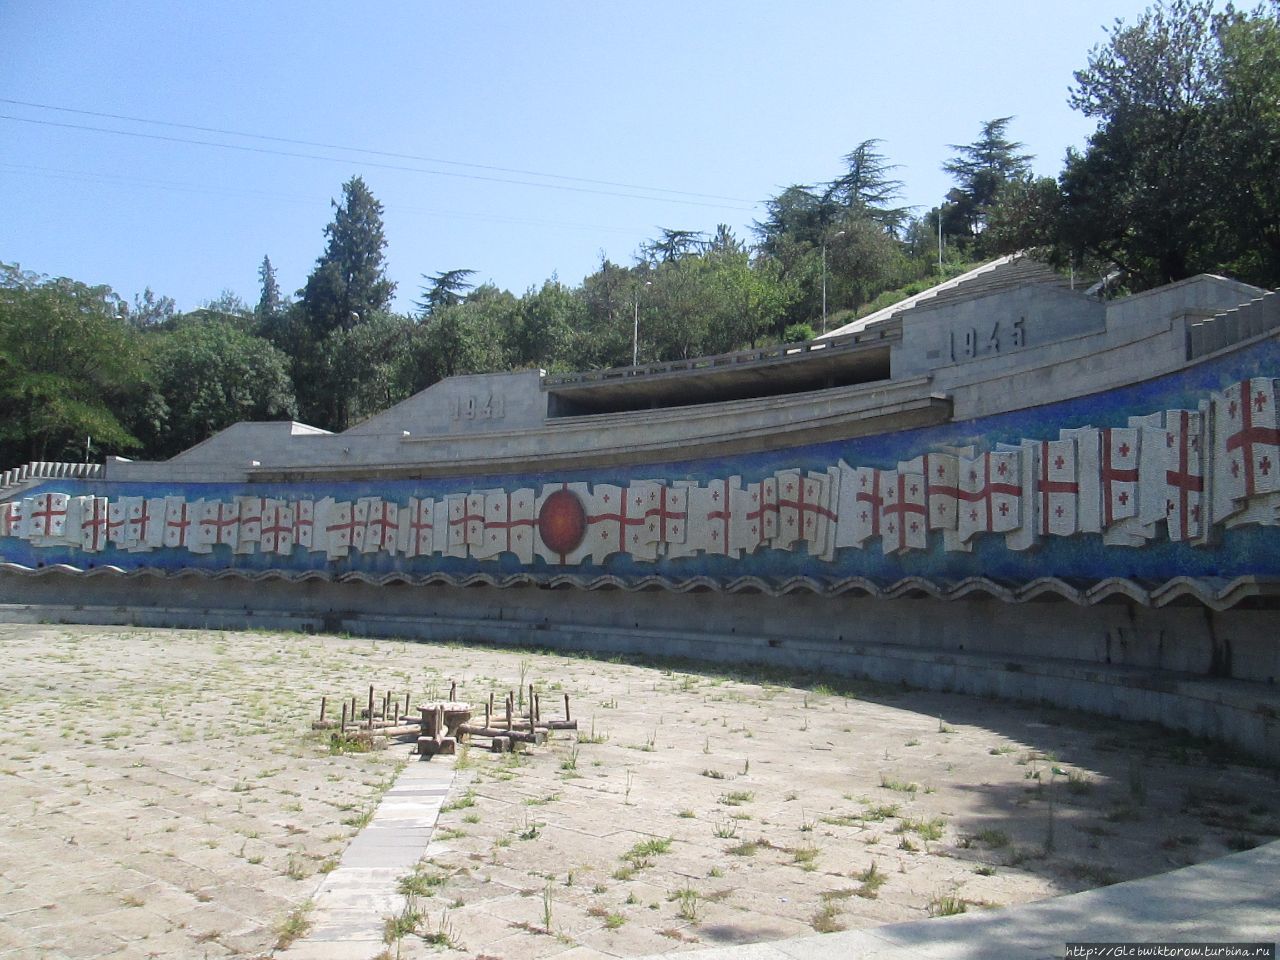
[
  {"x1": 77, "y1": 496, "x2": 111, "y2": 553},
  {"x1": 773, "y1": 470, "x2": 835, "y2": 554},
  {"x1": 235, "y1": 496, "x2": 265, "y2": 554},
  {"x1": 924, "y1": 452, "x2": 961, "y2": 532},
  {"x1": 1037, "y1": 438, "x2": 1079, "y2": 538},
  {"x1": 473, "y1": 489, "x2": 537, "y2": 562},
  {"x1": 442, "y1": 494, "x2": 471, "y2": 557},
  {"x1": 997, "y1": 441, "x2": 1038, "y2": 552},
  {"x1": 198, "y1": 499, "x2": 240, "y2": 549},
  {"x1": 260, "y1": 499, "x2": 296, "y2": 555},
  {"x1": 1165, "y1": 407, "x2": 1208, "y2": 542},
  {"x1": 957, "y1": 451, "x2": 1021, "y2": 543},
  {"x1": 878, "y1": 469, "x2": 928, "y2": 554},
  {"x1": 293, "y1": 499, "x2": 316, "y2": 551},
  {"x1": 1105, "y1": 414, "x2": 1168, "y2": 547},
  {"x1": 105, "y1": 499, "x2": 130, "y2": 547},
  {"x1": 322, "y1": 500, "x2": 357, "y2": 559},
  {"x1": 626, "y1": 480, "x2": 689, "y2": 560},
  {"x1": 581, "y1": 483, "x2": 650, "y2": 561},
  {"x1": 349, "y1": 497, "x2": 372, "y2": 553},
  {"x1": 839, "y1": 465, "x2": 883, "y2": 549},
  {"x1": 743, "y1": 476, "x2": 778, "y2": 550},
  {"x1": 1100, "y1": 428, "x2": 1141, "y2": 529},
  {"x1": 532, "y1": 481, "x2": 594, "y2": 565},
  {"x1": 360, "y1": 498, "x2": 398, "y2": 554},
  {"x1": 695, "y1": 477, "x2": 741, "y2": 558},
  {"x1": 396, "y1": 496, "x2": 436, "y2": 558},
  {"x1": 163, "y1": 497, "x2": 209, "y2": 553},
  {"x1": 1213, "y1": 377, "x2": 1280, "y2": 528},
  {"x1": 26, "y1": 492, "x2": 70, "y2": 542},
  {"x1": 126, "y1": 497, "x2": 166, "y2": 551},
  {"x1": 0, "y1": 499, "x2": 26, "y2": 539}
]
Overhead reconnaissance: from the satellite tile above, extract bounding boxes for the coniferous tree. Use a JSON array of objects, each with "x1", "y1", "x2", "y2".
[{"x1": 301, "y1": 176, "x2": 395, "y2": 338}]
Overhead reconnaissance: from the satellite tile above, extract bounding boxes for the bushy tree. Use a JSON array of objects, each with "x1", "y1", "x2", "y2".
[
  {"x1": 0, "y1": 264, "x2": 148, "y2": 463},
  {"x1": 941, "y1": 118, "x2": 1033, "y2": 253},
  {"x1": 146, "y1": 318, "x2": 296, "y2": 457},
  {"x1": 1057, "y1": 0, "x2": 1280, "y2": 289}
]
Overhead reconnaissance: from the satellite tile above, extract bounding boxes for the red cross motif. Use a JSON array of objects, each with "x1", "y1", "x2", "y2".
[
  {"x1": 294, "y1": 502, "x2": 313, "y2": 545},
  {"x1": 240, "y1": 498, "x2": 263, "y2": 535},
  {"x1": 644, "y1": 485, "x2": 687, "y2": 544},
  {"x1": 129, "y1": 500, "x2": 156, "y2": 543},
  {"x1": 326, "y1": 507, "x2": 361, "y2": 546},
  {"x1": 744, "y1": 481, "x2": 777, "y2": 546},
  {"x1": 779, "y1": 475, "x2": 835, "y2": 546},
  {"x1": 1263, "y1": 457, "x2": 1273, "y2": 476},
  {"x1": 106, "y1": 505, "x2": 127, "y2": 542},
  {"x1": 82, "y1": 498, "x2": 109, "y2": 550},
  {"x1": 261, "y1": 507, "x2": 294, "y2": 552},
  {"x1": 924, "y1": 455, "x2": 960, "y2": 530},
  {"x1": 485, "y1": 492, "x2": 537, "y2": 554},
  {"x1": 1226, "y1": 380, "x2": 1280, "y2": 498},
  {"x1": 30, "y1": 495, "x2": 66, "y2": 536},
  {"x1": 1118, "y1": 442, "x2": 1131, "y2": 458},
  {"x1": 706, "y1": 479, "x2": 733, "y2": 551},
  {"x1": 582, "y1": 487, "x2": 641, "y2": 554},
  {"x1": 856, "y1": 469, "x2": 883, "y2": 538},
  {"x1": 409, "y1": 501, "x2": 433, "y2": 552},
  {"x1": 368, "y1": 501, "x2": 397, "y2": 548},
  {"x1": 1039, "y1": 441, "x2": 1078, "y2": 536},
  {"x1": 881, "y1": 473, "x2": 925, "y2": 552},
  {"x1": 205, "y1": 503, "x2": 239, "y2": 544},
  {"x1": 1101, "y1": 429, "x2": 1138, "y2": 527},
  {"x1": 448, "y1": 498, "x2": 486, "y2": 545},
  {"x1": 164, "y1": 501, "x2": 191, "y2": 548},
  {"x1": 958, "y1": 453, "x2": 1020, "y2": 532},
  {"x1": 1166, "y1": 410, "x2": 1204, "y2": 537}
]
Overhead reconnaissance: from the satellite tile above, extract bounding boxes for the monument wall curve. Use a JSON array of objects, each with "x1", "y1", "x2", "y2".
[{"x1": 2, "y1": 333, "x2": 1280, "y2": 760}]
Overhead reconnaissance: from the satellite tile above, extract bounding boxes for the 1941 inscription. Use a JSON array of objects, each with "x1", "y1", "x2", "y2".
[
  {"x1": 450, "y1": 393, "x2": 505, "y2": 421},
  {"x1": 949, "y1": 316, "x2": 1026, "y2": 362}
]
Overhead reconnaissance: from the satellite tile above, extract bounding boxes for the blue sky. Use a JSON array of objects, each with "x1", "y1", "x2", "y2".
[{"x1": 2, "y1": 1, "x2": 1156, "y2": 313}]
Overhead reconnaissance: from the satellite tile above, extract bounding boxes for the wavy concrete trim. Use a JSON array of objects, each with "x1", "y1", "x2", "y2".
[{"x1": 2, "y1": 561, "x2": 1276, "y2": 610}]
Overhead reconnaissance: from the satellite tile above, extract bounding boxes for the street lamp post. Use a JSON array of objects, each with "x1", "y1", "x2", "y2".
[
  {"x1": 821, "y1": 230, "x2": 845, "y2": 334},
  {"x1": 632, "y1": 281, "x2": 651, "y2": 367}
]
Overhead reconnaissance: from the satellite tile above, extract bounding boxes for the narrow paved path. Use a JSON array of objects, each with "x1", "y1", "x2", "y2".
[{"x1": 277, "y1": 758, "x2": 455, "y2": 960}]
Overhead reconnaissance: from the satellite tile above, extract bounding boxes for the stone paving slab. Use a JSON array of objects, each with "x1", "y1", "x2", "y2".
[{"x1": 277, "y1": 758, "x2": 456, "y2": 958}]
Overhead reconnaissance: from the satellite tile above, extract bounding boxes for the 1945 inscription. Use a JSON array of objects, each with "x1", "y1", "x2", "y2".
[{"x1": 949, "y1": 316, "x2": 1026, "y2": 362}]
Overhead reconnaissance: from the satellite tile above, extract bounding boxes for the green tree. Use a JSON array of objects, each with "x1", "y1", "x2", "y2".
[
  {"x1": 256, "y1": 255, "x2": 282, "y2": 325},
  {"x1": 416, "y1": 269, "x2": 476, "y2": 316},
  {"x1": 640, "y1": 228, "x2": 706, "y2": 265},
  {"x1": 301, "y1": 176, "x2": 395, "y2": 338},
  {"x1": 942, "y1": 118, "x2": 1032, "y2": 253},
  {"x1": 1056, "y1": 0, "x2": 1280, "y2": 289},
  {"x1": 145, "y1": 318, "x2": 296, "y2": 457},
  {"x1": 511, "y1": 279, "x2": 583, "y2": 370},
  {"x1": 0, "y1": 264, "x2": 148, "y2": 463},
  {"x1": 825, "y1": 140, "x2": 909, "y2": 235}
]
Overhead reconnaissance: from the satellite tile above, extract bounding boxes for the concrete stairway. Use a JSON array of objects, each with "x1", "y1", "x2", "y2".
[{"x1": 1186, "y1": 289, "x2": 1280, "y2": 359}]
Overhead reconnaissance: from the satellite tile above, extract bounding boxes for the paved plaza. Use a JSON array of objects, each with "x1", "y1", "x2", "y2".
[{"x1": 0, "y1": 625, "x2": 1276, "y2": 959}]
